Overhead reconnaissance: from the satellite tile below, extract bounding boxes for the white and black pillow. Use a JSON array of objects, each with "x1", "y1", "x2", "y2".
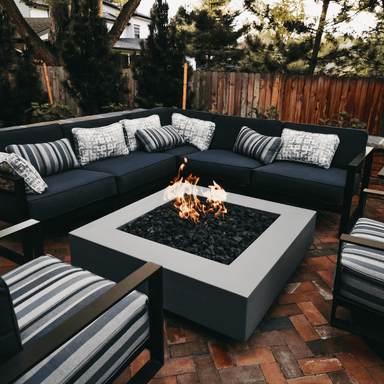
[
  {"x1": 0, "y1": 152, "x2": 48, "y2": 194},
  {"x1": 136, "y1": 125, "x2": 185, "y2": 153},
  {"x1": 121, "y1": 115, "x2": 161, "y2": 152},
  {"x1": 171, "y1": 113, "x2": 216, "y2": 151},
  {"x1": 276, "y1": 128, "x2": 340, "y2": 169},
  {"x1": 72, "y1": 122, "x2": 129, "y2": 167},
  {"x1": 5, "y1": 138, "x2": 79, "y2": 177},
  {"x1": 233, "y1": 126, "x2": 282, "y2": 165}
]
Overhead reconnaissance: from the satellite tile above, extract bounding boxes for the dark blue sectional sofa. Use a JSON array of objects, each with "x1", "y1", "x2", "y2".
[{"x1": 0, "y1": 107, "x2": 373, "y2": 235}]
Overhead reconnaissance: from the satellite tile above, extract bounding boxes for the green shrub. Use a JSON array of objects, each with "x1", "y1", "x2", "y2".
[
  {"x1": 319, "y1": 110, "x2": 367, "y2": 130},
  {"x1": 250, "y1": 105, "x2": 281, "y2": 120},
  {"x1": 23, "y1": 102, "x2": 76, "y2": 124}
]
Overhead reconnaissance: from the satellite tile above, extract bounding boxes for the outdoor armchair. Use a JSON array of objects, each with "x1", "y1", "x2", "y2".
[{"x1": 0, "y1": 220, "x2": 164, "y2": 384}]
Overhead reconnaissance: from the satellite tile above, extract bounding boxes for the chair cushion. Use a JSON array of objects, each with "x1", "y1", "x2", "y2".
[
  {"x1": 121, "y1": 115, "x2": 162, "y2": 152},
  {"x1": 0, "y1": 152, "x2": 48, "y2": 194},
  {"x1": 233, "y1": 127, "x2": 282, "y2": 165},
  {"x1": 276, "y1": 128, "x2": 340, "y2": 169},
  {"x1": 339, "y1": 218, "x2": 384, "y2": 314},
  {"x1": 0, "y1": 277, "x2": 22, "y2": 365},
  {"x1": 26, "y1": 169, "x2": 117, "y2": 221},
  {"x1": 82, "y1": 152, "x2": 177, "y2": 193},
  {"x1": 5, "y1": 138, "x2": 79, "y2": 176},
  {"x1": 184, "y1": 149, "x2": 263, "y2": 185},
  {"x1": 172, "y1": 113, "x2": 216, "y2": 151},
  {"x1": 136, "y1": 125, "x2": 184, "y2": 152},
  {"x1": 72, "y1": 122, "x2": 129, "y2": 166},
  {"x1": 252, "y1": 161, "x2": 360, "y2": 206},
  {"x1": 2, "y1": 255, "x2": 149, "y2": 382}
]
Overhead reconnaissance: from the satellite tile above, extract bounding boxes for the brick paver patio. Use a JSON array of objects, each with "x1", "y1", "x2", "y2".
[{"x1": 2, "y1": 196, "x2": 384, "y2": 384}]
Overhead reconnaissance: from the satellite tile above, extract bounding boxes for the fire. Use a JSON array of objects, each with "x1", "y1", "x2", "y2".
[{"x1": 164, "y1": 158, "x2": 227, "y2": 223}]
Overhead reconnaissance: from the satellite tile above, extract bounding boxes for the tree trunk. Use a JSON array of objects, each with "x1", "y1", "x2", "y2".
[
  {"x1": 108, "y1": 0, "x2": 142, "y2": 46},
  {"x1": 309, "y1": 0, "x2": 330, "y2": 75},
  {"x1": 1, "y1": 0, "x2": 142, "y2": 66},
  {"x1": 1, "y1": 0, "x2": 58, "y2": 65}
]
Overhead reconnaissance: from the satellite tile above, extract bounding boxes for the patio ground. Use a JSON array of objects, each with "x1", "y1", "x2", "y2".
[{"x1": 2, "y1": 196, "x2": 384, "y2": 384}]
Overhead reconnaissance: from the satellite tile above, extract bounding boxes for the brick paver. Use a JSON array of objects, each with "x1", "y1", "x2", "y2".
[{"x1": 2, "y1": 198, "x2": 384, "y2": 383}]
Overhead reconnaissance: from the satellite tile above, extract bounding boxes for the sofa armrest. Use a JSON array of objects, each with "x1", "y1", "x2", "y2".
[
  {"x1": 339, "y1": 146, "x2": 374, "y2": 235},
  {"x1": 0, "y1": 171, "x2": 29, "y2": 222},
  {"x1": 0, "y1": 219, "x2": 44, "y2": 264},
  {"x1": 340, "y1": 233, "x2": 384, "y2": 252},
  {"x1": 0, "y1": 262, "x2": 164, "y2": 384}
]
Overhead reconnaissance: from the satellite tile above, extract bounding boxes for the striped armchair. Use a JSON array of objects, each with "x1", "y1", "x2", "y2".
[
  {"x1": 0, "y1": 221, "x2": 164, "y2": 384},
  {"x1": 331, "y1": 217, "x2": 384, "y2": 341}
]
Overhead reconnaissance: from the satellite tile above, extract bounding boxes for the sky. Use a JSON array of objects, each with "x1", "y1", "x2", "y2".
[{"x1": 136, "y1": 0, "x2": 378, "y2": 36}]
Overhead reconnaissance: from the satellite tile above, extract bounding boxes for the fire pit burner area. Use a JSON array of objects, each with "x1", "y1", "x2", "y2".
[
  {"x1": 121, "y1": 200, "x2": 278, "y2": 265},
  {"x1": 70, "y1": 186, "x2": 316, "y2": 340}
]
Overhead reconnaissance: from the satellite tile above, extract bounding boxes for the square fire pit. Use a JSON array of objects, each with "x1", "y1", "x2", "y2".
[{"x1": 69, "y1": 187, "x2": 316, "y2": 341}]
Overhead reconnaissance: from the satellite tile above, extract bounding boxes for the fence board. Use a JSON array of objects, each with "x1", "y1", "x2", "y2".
[{"x1": 211, "y1": 72, "x2": 218, "y2": 112}]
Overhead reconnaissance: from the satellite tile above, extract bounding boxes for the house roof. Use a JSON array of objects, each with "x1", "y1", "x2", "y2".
[
  {"x1": 113, "y1": 38, "x2": 144, "y2": 51},
  {"x1": 15, "y1": 18, "x2": 51, "y2": 40},
  {"x1": 103, "y1": 0, "x2": 150, "y2": 21}
]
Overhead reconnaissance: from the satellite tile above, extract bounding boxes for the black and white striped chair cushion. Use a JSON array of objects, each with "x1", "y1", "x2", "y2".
[
  {"x1": 2, "y1": 255, "x2": 149, "y2": 383},
  {"x1": 340, "y1": 218, "x2": 384, "y2": 313}
]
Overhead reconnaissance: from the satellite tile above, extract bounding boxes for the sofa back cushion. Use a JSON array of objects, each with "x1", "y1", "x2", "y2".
[
  {"x1": 282, "y1": 122, "x2": 368, "y2": 169},
  {"x1": 211, "y1": 115, "x2": 283, "y2": 150},
  {"x1": 125, "y1": 107, "x2": 172, "y2": 126},
  {"x1": 0, "y1": 123, "x2": 63, "y2": 152}
]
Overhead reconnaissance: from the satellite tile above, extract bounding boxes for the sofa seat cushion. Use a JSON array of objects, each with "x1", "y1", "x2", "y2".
[
  {"x1": 26, "y1": 170, "x2": 117, "y2": 221},
  {"x1": 252, "y1": 161, "x2": 360, "y2": 206},
  {"x1": 184, "y1": 149, "x2": 263, "y2": 185},
  {"x1": 339, "y1": 218, "x2": 384, "y2": 313},
  {"x1": 2, "y1": 255, "x2": 149, "y2": 383},
  {"x1": 83, "y1": 151, "x2": 177, "y2": 193},
  {"x1": 163, "y1": 145, "x2": 200, "y2": 159}
]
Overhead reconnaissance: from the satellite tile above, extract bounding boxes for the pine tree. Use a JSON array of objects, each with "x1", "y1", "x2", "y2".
[
  {"x1": 131, "y1": 0, "x2": 192, "y2": 109},
  {"x1": 0, "y1": 6, "x2": 46, "y2": 127},
  {"x1": 174, "y1": 5, "x2": 248, "y2": 71},
  {"x1": 61, "y1": 0, "x2": 128, "y2": 115}
]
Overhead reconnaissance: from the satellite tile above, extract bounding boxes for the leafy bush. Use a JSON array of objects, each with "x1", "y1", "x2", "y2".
[
  {"x1": 250, "y1": 105, "x2": 281, "y2": 120},
  {"x1": 208, "y1": 108, "x2": 228, "y2": 115},
  {"x1": 23, "y1": 102, "x2": 76, "y2": 124},
  {"x1": 319, "y1": 110, "x2": 367, "y2": 130}
]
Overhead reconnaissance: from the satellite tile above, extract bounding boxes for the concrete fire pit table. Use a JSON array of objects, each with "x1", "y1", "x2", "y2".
[{"x1": 69, "y1": 186, "x2": 316, "y2": 341}]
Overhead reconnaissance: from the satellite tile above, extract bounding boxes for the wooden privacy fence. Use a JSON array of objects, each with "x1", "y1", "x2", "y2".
[
  {"x1": 189, "y1": 72, "x2": 384, "y2": 136},
  {"x1": 39, "y1": 66, "x2": 384, "y2": 136}
]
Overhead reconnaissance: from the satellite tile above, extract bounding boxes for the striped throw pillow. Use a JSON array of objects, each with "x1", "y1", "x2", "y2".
[
  {"x1": 233, "y1": 126, "x2": 282, "y2": 165},
  {"x1": 6, "y1": 138, "x2": 79, "y2": 177},
  {"x1": 136, "y1": 125, "x2": 185, "y2": 152}
]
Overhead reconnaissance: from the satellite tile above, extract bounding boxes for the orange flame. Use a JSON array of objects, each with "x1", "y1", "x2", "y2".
[{"x1": 165, "y1": 158, "x2": 227, "y2": 223}]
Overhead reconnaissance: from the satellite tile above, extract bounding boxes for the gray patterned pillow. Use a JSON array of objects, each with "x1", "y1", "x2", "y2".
[
  {"x1": 0, "y1": 152, "x2": 48, "y2": 194},
  {"x1": 276, "y1": 128, "x2": 340, "y2": 169},
  {"x1": 121, "y1": 115, "x2": 161, "y2": 152},
  {"x1": 72, "y1": 122, "x2": 129, "y2": 167},
  {"x1": 171, "y1": 113, "x2": 216, "y2": 151}
]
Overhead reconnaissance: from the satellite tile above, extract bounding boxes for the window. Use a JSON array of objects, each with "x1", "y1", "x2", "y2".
[{"x1": 134, "y1": 25, "x2": 140, "y2": 39}]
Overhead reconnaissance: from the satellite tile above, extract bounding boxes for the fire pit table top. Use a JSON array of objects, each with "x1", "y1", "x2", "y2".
[{"x1": 70, "y1": 186, "x2": 316, "y2": 341}]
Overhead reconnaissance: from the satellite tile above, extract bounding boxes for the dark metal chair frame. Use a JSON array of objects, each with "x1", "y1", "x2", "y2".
[
  {"x1": 331, "y1": 184, "x2": 384, "y2": 343},
  {"x1": 0, "y1": 220, "x2": 164, "y2": 384},
  {"x1": 0, "y1": 219, "x2": 44, "y2": 264}
]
